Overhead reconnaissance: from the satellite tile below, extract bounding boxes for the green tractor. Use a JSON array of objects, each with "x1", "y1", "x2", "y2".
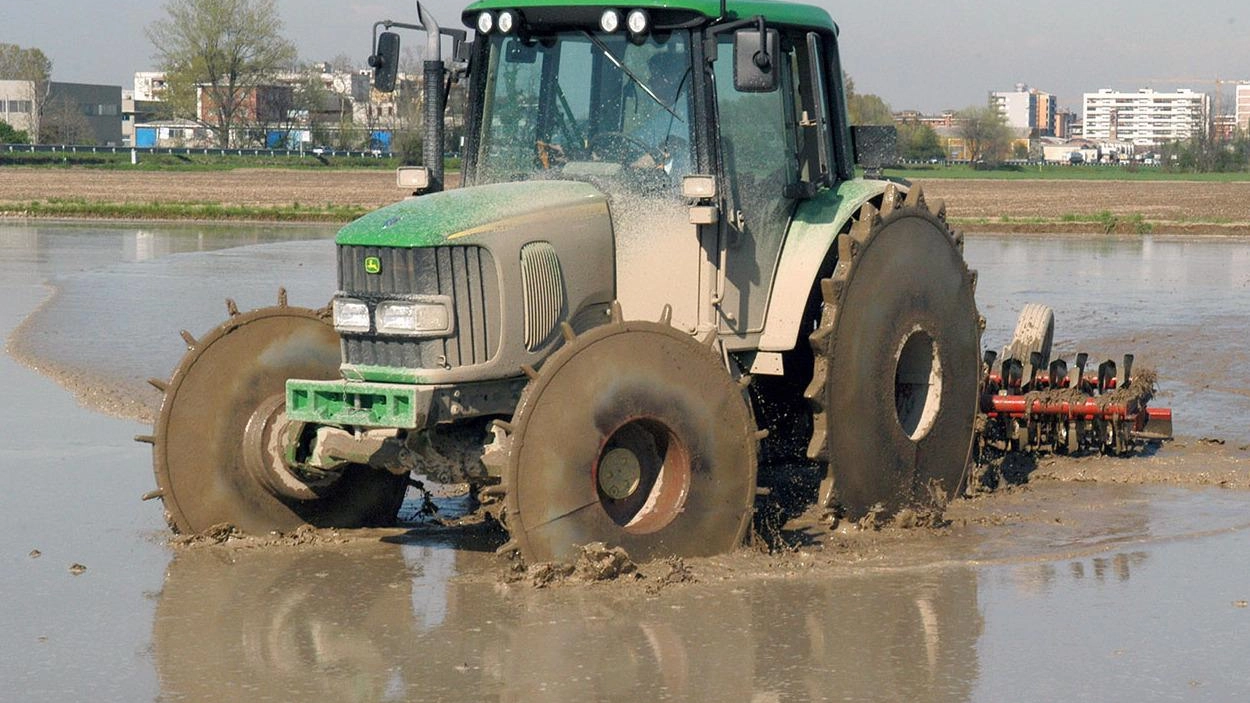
[{"x1": 148, "y1": 0, "x2": 981, "y2": 561}]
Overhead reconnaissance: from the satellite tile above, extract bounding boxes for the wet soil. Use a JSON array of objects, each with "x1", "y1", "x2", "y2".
[
  {"x1": 5, "y1": 224, "x2": 1250, "y2": 700},
  {"x1": 919, "y1": 178, "x2": 1250, "y2": 233}
]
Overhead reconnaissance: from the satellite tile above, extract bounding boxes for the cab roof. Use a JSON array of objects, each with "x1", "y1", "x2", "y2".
[{"x1": 462, "y1": 0, "x2": 837, "y2": 33}]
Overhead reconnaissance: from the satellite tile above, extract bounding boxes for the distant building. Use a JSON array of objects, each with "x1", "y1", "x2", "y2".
[
  {"x1": 894, "y1": 109, "x2": 963, "y2": 129},
  {"x1": 134, "y1": 72, "x2": 168, "y2": 102},
  {"x1": 1237, "y1": 83, "x2": 1250, "y2": 132},
  {"x1": 122, "y1": 89, "x2": 166, "y2": 147},
  {"x1": 0, "y1": 79, "x2": 38, "y2": 137},
  {"x1": 197, "y1": 83, "x2": 294, "y2": 128},
  {"x1": 132, "y1": 118, "x2": 210, "y2": 148},
  {"x1": 1082, "y1": 88, "x2": 1209, "y2": 146},
  {"x1": 932, "y1": 126, "x2": 969, "y2": 160},
  {"x1": 2, "y1": 80, "x2": 123, "y2": 145},
  {"x1": 991, "y1": 83, "x2": 1036, "y2": 132},
  {"x1": 49, "y1": 82, "x2": 123, "y2": 145},
  {"x1": 991, "y1": 83, "x2": 1058, "y2": 136},
  {"x1": 1054, "y1": 108, "x2": 1076, "y2": 140},
  {"x1": 1212, "y1": 114, "x2": 1238, "y2": 142}
]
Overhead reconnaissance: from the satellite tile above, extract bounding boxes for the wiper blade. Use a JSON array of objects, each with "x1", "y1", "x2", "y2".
[{"x1": 580, "y1": 30, "x2": 683, "y2": 122}]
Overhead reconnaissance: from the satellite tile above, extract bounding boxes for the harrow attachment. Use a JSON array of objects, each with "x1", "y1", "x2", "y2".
[{"x1": 975, "y1": 304, "x2": 1173, "y2": 458}]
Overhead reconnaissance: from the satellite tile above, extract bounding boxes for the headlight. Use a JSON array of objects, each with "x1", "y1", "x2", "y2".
[
  {"x1": 626, "y1": 9, "x2": 649, "y2": 35},
  {"x1": 333, "y1": 298, "x2": 370, "y2": 333},
  {"x1": 599, "y1": 9, "x2": 621, "y2": 33},
  {"x1": 476, "y1": 11, "x2": 495, "y2": 35},
  {"x1": 376, "y1": 299, "x2": 454, "y2": 336},
  {"x1": 497, "y1": 10, "x2": 516, "y2": 34}
]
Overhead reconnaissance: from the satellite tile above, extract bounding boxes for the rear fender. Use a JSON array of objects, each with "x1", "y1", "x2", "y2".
[{"x1": 758, "y1": 179, "x2": 898, "y2": 353}]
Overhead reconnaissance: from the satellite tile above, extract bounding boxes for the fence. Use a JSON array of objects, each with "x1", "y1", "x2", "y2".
[{"x1": 1, "y1": 143, "x2": 393, "y2": 159}]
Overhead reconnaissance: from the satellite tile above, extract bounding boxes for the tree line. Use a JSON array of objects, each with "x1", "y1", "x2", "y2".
[
  {"x1": 847, "y1": 75, "x2": 1014, "y2": 163},
  {"x1": 2, "y1": 0, "x2": 440, "y2": 151}
]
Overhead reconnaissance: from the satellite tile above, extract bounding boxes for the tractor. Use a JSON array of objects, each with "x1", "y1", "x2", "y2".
[{"x1": 145, "y1": 0, "x2": 1168, "y2": 561}]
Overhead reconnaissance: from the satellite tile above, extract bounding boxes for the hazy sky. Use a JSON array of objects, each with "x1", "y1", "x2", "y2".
[{"x1": 4, "y1": 0, "x2": 1249, "y2": 113}]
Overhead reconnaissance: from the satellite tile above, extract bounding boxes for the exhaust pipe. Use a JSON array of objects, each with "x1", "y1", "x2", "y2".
[{"x1": 418, "y1": 2, "x2": 445, "y2": 193}]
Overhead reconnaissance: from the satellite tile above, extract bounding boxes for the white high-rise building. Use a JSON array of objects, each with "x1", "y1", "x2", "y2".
[
  {"x1": 991, "y1": 83, "x2": 1036, "y2": 131},
  {"x1": 1237, "y1": 83, "x2": 1250, "y2": 132},
  {"x1": 1082, "y1": 88, "x2": 1209, "y2": 146},
  {"x1": 991, "y1": 83, "x2": 1059, "y2": 136},
  {"x1": 133, "y1": 72, "x2": 168, "y2": 102}
]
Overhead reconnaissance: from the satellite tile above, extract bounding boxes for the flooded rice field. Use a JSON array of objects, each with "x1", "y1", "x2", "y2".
[{"x1": 2, "y1": 222, "x2": 1249, "y2": 701}]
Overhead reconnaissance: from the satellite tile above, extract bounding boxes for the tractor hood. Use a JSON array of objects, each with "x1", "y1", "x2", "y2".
[{"x1": 336, "y1": 180, "x2": 610, "y2": 248}]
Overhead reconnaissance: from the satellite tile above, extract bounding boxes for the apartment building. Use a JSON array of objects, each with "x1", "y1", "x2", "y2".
[
  {"x1": 990, "y1": 83, "x2": 1058, "y2": 136},
  {"x1": 1082, "y1": 88, "x2": 1209, "y2": 146}
]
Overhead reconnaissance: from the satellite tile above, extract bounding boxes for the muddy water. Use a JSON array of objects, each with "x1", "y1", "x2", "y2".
[{"x1": 3, "y1": 223, "x2": 1250, "y2": 701}]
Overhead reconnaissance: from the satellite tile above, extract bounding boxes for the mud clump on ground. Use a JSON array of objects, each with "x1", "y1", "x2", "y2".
[
  {"x1": 170, "y1": 523, "x2": 352, "y2": 549},
  {"x1": 645, "y1": 557, "x2": 696, "y2": 594},
  {"x1": 506, "y1": 543, "x2": 706, "y2": 592},
  {"x1": 514, "y1": 542, "x2": 641, "y2": 588}
]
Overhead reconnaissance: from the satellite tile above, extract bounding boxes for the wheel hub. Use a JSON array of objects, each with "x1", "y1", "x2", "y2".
[
  {"x1": 597, "y1": 448, "x2": 642, "y2": 500},
  {"x1": 242, "y1": 393, "x2": 340, "y2": 501},
  {"x1": 594, "y1": 418, "x2": 691, "y2": 533}
]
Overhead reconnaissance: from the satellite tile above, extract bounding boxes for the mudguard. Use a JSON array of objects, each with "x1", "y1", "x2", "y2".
[{"x1": 758, "y1": 178, "x2": 897, "y2": 352}]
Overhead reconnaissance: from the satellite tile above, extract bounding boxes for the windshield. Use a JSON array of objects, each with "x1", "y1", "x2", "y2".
[{"x1": 474, "y1": 30, "x2": 694, "y2": 190}]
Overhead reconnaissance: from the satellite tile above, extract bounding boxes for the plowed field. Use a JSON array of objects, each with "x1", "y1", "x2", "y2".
[{"x1": 1, "y1": 168, "x2": 1248, "y2": 232}]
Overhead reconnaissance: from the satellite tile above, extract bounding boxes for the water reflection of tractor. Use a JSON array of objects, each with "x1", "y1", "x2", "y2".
[
  {"x1": 142, "y1": 0, "x2": 1171, "y2": 562},
  {"x1": 153, "y1": 545, "x2": 980, "y2": 701}
]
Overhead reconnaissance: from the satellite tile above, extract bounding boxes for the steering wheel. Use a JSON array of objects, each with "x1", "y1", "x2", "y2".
[{"x1": 588, "y1": 131, "x2": 667, "y2": 169}]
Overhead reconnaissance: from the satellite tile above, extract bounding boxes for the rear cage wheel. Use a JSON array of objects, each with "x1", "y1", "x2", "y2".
[{"x1": 803, "y1": 184, "x2": 981, "y2": 519}]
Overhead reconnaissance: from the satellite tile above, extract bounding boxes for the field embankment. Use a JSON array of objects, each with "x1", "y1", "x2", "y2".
[{"x1": 1, "y1": 166, "x2": 1248, "y2": 233}]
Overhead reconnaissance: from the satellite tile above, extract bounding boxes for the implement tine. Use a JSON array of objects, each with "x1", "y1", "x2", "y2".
[
  {"x1": 1097, "y1": 360, "x2": 1116, "y2": 393},
  {"x1": 1048, "y1": 358, "x2": 1068, "y2": 388}
]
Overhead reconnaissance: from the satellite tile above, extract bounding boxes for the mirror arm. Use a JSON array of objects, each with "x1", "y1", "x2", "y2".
[{"x1": 704, "y1": 15, "x2": 763, "y2": 62}]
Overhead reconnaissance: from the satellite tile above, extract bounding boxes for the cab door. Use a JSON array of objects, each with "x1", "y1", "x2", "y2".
[
  {"x1": 710, "y1": 30, "x2": 836, "y2": 345},
  {"x1": 711, "y1": 33, "x2": 799, "y2": 341}
]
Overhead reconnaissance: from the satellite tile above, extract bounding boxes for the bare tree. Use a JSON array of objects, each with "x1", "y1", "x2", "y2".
[
  {"x1": 39, "y1": 95, "x2": 95, "y2": 144},
  {"x1": 0, "y1": 43, "x2": 53, "y2": 140},
  {"x1": 957, "y1": 105, "x2": 1012, "y2": 162},
  {"x1": 330, "y1": 54, "x2": 358, "y2": 72},
  {"x1": 147, "y1": 0, "x2": 296, "y2": 147}
]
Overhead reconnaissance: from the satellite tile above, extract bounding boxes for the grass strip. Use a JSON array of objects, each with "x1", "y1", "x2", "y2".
[
  {"x1": 886, "y1": 164, "x2": 1250, "y2": 182},
  {"x1": 0, "y1": 198, "x2": 368, "y2": 223},
  {"x1": 0, "y1": 151, "x2": 462, "y2": 172}
]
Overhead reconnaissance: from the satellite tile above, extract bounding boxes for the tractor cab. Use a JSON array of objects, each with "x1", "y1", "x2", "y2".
[{"x1": 370, "y1": 0, "x2": 854, "y2": 345}]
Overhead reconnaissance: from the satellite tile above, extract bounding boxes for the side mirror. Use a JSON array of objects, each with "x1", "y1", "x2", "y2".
[
  {"x1": 733, "y1": 28, "x2": 779, "y2": 92},
  {"x1": 369, "y1": 31, "x2": 401, "y2": 92},
  {"x1": 851, "y1": 125, "x2": 898, "y2": 174}
]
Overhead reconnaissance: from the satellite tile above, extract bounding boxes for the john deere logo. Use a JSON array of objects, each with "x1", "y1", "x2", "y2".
[{"x1": 364, "y1": 256, "x2": 382, "y2": 274}]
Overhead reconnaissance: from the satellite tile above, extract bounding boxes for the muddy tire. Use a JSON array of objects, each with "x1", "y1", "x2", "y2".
[
  {"x1": 151, "y1": 303, "x2": 408, "y2": 534},
  {"x1": 1002, "y1": 302, "x2": 1054, "y2": 367},
  {"x1": 805, "y1": 188, "x2": 981, "y2": 518},
  {"x1": 501, "y1": 311, "x2": 759, "y2": 563}
]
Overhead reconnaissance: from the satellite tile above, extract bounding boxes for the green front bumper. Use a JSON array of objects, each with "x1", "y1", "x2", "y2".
[{"x1": 286, "y1": 380, "x2": 428, "y2": 429}]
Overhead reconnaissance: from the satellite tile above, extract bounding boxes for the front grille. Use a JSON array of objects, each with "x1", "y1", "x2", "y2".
[
  {"x1": 338, "y1": 245, "x2": 501, "y2": 370},
  {"x1": 519, "y1": 241, "x2": 564, "y2": 351}
]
